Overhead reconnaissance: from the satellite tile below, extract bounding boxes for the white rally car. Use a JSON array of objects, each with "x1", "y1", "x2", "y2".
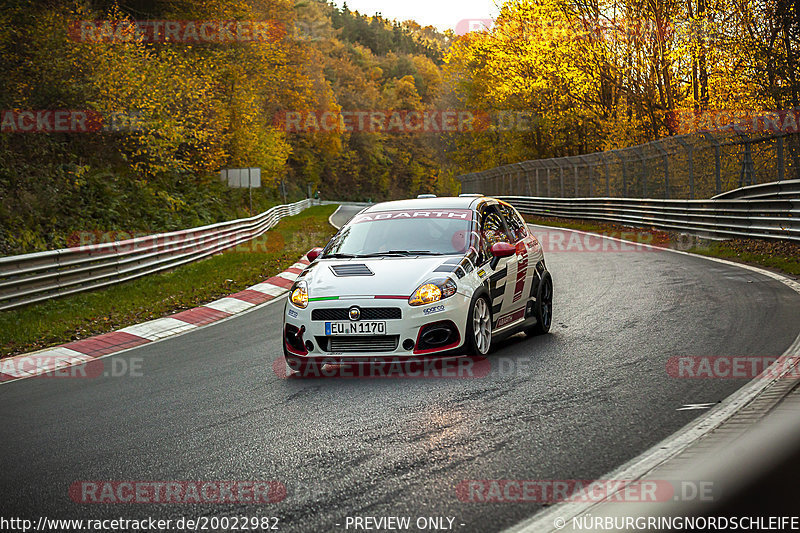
[{"x1": 282, "y1": 196, "x2": 553, "y2": 374}]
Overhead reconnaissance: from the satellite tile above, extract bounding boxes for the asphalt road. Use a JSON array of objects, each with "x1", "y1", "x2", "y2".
[
  {"x1": 329, "y1": 204, "x2": 363, "y2": 229},
  {"x1": 1, "y1": 212, "x2": 799, "y2": 533}
]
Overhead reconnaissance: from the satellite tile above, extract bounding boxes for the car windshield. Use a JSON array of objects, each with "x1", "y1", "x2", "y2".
[{"x1": 323, "y1": 209, "x2": 476, "y2": 257}]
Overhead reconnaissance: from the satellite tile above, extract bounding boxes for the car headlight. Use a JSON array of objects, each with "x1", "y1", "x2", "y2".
[
  {"x1": 409, "y1": 278, "x2": 457, "y2": 306},
  {"x1": 290, "y1": 280, "x2": 308, "y2": 309}
]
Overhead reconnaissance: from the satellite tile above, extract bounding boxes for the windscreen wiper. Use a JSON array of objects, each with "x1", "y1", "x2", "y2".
[
  {"x1": 323, "y1": 253, "x2": 359, "y2": 259},
  {"x1": 359, "y1": 250, "x2": 445, "y2": 257}
]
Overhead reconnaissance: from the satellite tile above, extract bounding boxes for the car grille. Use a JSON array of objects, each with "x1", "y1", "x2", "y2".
[
  {"x1": 312, "y1": 308, "x2": 402, "y2": 321},
  {"x1": 330, "y1": 264, "x2": 373, "y2": 276},
  {"x1": 318, "y1": 335, "x2": 400, "y2": 353}
]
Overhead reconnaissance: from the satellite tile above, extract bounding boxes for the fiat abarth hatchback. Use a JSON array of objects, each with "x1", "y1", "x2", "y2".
[{"x1": 282, "y1": 196, "x2": 553, "y2": 374}]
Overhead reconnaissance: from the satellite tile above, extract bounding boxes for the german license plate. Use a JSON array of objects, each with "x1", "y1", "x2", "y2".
[{"x1": 325, "y1": 321, "x2": 386, "y2": 336}]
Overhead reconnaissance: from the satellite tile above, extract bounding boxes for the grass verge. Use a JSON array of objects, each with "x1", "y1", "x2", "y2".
[
  {"x1": 0, "y1": 204, "x2": 338, "y2": 359},
  {"x1": 688, "y1": 240, "x2": 800, "y2": 276},
  {"x1": 524, "y1": 214, "x2": 800, "y2": 277}
]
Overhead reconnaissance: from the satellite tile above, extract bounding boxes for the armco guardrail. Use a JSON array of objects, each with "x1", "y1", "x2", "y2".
[
  {"x1": 499, "y1": 182, "x2": 800, "y2": 242},
  {"x1": 0, "y1": 199, "x2": 313, "y2": 312},
  {"x1": 712, "y1": 178, "x2": 800, "y2": 200},
  {"x1": 317, "y1": 200, "x2": 373, "y2": 207}
]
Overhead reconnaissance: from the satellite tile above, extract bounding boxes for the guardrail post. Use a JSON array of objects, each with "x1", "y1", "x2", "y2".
[
  {"x1": 777, "y1": 135, "x2": 785, "y2": 181},
  {"x1": 559, "y1": 165, "x2": 565, "y2": 197},
  {"x1": 547, "y1": 167, "x2": 552, "y2": 196},
  {"x1": 535, "y1": 167, "x2": 540, "y2": 196},
  {"x1": 603, "y1": 155, "x2": 610, "y2": 196}
]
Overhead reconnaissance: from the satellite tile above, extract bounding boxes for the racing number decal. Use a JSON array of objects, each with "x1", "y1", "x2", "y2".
[{"x1": 512, "y1": 242, "x2": 528, "y2": 303}]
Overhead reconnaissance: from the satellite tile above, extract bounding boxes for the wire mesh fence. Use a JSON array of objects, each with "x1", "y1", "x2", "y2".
[{"x1": 458, "y1": 127, "x2": 800, "y2": 200}]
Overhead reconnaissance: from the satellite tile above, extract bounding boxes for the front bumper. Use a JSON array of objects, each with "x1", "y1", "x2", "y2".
[{"x1": 283, "y1": 293, "x2": 471, "y2": 360}]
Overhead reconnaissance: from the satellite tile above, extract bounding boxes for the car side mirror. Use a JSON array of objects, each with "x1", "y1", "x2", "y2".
[
  {"x1": 490, "y1": 242, "x2": 515, "y2": 269},
  {"x1": 307, "y1": 247, "x2": 324, "y2": 262}
]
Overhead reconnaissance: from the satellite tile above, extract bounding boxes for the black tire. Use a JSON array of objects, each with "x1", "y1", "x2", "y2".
[
  {"x1": 526, "y1": 271, "x2": 553, "y2": 336},
  {"x1": 465, "y1": 293, "x2": 493, "y2": 356}
]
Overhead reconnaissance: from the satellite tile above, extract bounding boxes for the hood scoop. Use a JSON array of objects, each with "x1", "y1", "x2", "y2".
[{"x1": 330, "y1": 264, "x2": 374, "y2": 277}]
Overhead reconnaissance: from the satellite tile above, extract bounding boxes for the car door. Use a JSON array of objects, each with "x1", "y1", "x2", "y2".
[
  {"x1": 498, "y1": 203, "x2": 541, "y2": 306},
  {"x1": 477, "y1": 203, "x2": 519, "y2": 328}
]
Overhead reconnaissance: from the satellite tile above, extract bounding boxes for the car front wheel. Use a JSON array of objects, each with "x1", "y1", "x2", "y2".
[{"x1": 466, "y1": 294, "x2": 492, "y2": 355}]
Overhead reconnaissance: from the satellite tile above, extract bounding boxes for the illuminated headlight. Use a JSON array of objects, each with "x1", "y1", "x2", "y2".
[
  {"x1": 290, "y1": 280, "x2": 309, "y2": 309},
  {"x1": 409, "y1": 278, "x2": 457, "y2": 306}
]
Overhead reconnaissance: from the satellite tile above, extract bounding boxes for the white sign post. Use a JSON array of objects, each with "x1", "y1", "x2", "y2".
[{"x1": 221, "y1": 168, "x2": 262, "y2": 214}]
